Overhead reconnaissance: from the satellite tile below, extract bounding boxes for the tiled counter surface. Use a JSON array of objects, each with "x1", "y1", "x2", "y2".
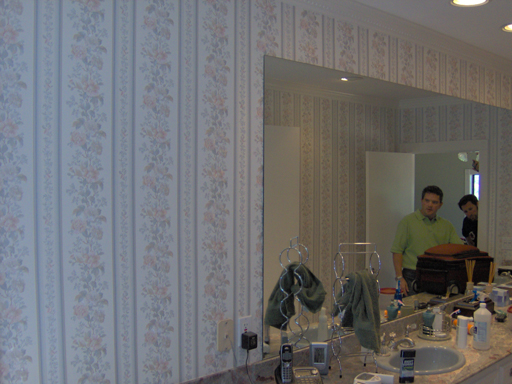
[{"x1": 321, "y1": 319, "x2": 512, "y2": 384}]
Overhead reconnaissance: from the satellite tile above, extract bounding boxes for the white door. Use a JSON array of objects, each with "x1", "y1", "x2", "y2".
[
  {"x1": 366, "y1": 152, "x2": 415, "y2": 289},
  {"x1": 263, "y1": 126, "x2": 301, "y2": 323}
]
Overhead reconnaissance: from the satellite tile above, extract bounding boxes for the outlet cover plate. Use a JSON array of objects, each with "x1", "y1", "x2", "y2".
[
  {"x1": 217, "y1": 319, "x2": 234, "y2": 352},
  {"x1": 237, "y1": 316, "x2": 252, "y2": 347}
]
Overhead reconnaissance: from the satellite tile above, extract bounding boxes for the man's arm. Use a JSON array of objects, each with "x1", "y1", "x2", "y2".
[
  {"x1": 448, "y1": 222, "x2": 465, "y2": 245},
  {"x1": 392, "y1": 252, "x2": 408, "y2": 295}
]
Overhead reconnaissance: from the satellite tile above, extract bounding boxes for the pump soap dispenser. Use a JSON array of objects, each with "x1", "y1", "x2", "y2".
[{"x1": 423, "y1": 306, "x2": 434, "y2": 328}]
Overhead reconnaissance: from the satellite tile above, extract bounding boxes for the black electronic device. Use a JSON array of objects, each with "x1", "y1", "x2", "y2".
[{"x1": 280, "y1": 343, "x2": 293, "y2": 383}]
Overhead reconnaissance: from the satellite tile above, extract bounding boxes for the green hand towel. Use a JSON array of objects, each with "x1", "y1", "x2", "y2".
[
  {"x1": 265, "y1": 262, "x2": 326, "y2": 329},
  {"x1": 333, "y1": 270, "x2": 381, "y2": 352}
]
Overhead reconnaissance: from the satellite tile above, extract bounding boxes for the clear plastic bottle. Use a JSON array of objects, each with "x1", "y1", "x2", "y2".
[
  {"x1": 473, "y1": 302, "x2": 491, "y2": 350},
  {"x1": 317, "y1": 307, "x2": 328, "y2": 341}
]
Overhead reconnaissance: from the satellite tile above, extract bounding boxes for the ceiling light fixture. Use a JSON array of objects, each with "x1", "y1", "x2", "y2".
[
  {"x1": 340, "y1": 76, "x2": 363, "y2": 82},
  {"x1": 450, "y1": 0, "x2": 489, "y2": 6},
  {"x1": 502, "y1": 24, "x2": 512, "y2": 33}
]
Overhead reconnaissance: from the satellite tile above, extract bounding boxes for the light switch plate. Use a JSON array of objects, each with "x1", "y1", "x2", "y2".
[{"x1": 217, "y1": 319, "x2": 234, "y2": 352}]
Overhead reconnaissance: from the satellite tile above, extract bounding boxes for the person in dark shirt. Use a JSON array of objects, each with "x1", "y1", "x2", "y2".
[{"x1": 458, "y1": 194, "x2": 478, "y2": 247}]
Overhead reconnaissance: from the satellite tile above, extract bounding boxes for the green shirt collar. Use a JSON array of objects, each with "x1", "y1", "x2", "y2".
[{"x1": 414, "y1": 209, "x2": 439, "y2": 222}]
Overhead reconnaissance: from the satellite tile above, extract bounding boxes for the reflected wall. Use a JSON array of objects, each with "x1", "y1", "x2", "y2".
[
  {"x1": 263, "y1": 86, "x2": 397, "y2": 322},
  {"x1": 263, "y1": 76, "x2": 507, "y2": 357}
]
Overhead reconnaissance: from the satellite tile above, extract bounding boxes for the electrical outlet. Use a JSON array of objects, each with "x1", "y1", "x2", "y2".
[
  {"x1": 237, "y1": 316, "x2": 252, "y2": 347},
  {"x1": 217, "y1": 319, "x2": 234, "y2": 352}
]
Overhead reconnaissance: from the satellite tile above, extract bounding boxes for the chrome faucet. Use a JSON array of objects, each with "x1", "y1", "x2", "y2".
[
  {"x1": 388, "y1": 324, "x2": 417, "y2": 350},
  {"x1": 389, "y1": 336, "x2": 415, "y2": 350}
]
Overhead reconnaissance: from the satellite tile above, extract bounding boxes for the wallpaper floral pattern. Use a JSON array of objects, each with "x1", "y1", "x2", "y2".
[
  {"x1": 138, "y1": 1, "x2": 176, "y2": 382},
  {"x1": 198, "y1": 0, "x2": 233, "y2": 373},
  {"x1": 0, "y1": 2, "x2": 30, "y2": 384},
  {"x1": 370, "y1": 31, "x2": 387, "y2": 80},
  {"x1": 65, "y1": 2, "x2": 112, "y2": 383},
  {"x1": 336, "y1": 21, "x2": 357, "y2": 73},
  {"x1": 2, "y1": 0, "x2": 512, "y2": 383}
]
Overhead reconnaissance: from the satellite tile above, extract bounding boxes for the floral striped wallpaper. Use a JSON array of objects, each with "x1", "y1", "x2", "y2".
[{"x1": 1, "y1": 1, "x2": 511, "y2": 383}]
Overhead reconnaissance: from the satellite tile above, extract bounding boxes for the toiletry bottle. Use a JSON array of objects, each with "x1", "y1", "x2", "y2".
[
  {"x1": 473, "y1": 302, "x2": 491, "y2": 350},
  {"x1": 465, "y1": 282, "x2": 474, "y2": 296},
  {"x1": 432, "y1": 307, "x2": 442, "y2": 330},
  {"x1": 456, "y1": 315, "x2": 470, "y2": 349},
  {"x1": 399, "y1": 349, "x2": 416, "y2": 383},
  {"x1": 317, "y1": 307, "x2": 328, "y2": 341},
  {"x1": 387, "y1": 300, "x2": 399, "y2": 320},
  {"x1": 394, "y1": 278, "x2": 403, "y2": 303},
  {"x1": 422, "y1": 305, "x2": 434, "y2": 328}
]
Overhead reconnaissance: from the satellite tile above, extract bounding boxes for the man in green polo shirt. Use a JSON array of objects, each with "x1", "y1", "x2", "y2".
[{"x1": 391, "y1": 185, "x2": 463, "y2": 295}]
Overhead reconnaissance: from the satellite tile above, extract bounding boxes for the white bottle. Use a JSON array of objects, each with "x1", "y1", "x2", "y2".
[
  {"x1": 432, "y1": 307, "x2": 442, "y2": 330},
  {"x1": 456, "y1": 315, "x2": 470, "y2": 349},
  {"x1": 317, "y1": 307, "x2": 328, "y2": 341},
  {"x1": 473, "y1": 302, "x2": 491, "y2": 350}
]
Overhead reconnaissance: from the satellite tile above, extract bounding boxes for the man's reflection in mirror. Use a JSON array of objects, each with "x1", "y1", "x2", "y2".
[{"x1": 458, "y1": 194, "x2": 478, "y2": 247}]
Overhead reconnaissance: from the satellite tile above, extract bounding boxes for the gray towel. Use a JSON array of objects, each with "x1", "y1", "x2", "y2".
[
  {"x1": 264, "y1": 262, "x2": 326, "y2": 329},
  {"x1": 333, "y1": 270, "x2": 381, "y2": 352}
]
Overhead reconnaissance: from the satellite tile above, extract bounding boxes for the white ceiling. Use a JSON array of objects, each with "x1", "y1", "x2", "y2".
[{"x1": 352, "y1": 0, "x2": 512, "y2": 62}]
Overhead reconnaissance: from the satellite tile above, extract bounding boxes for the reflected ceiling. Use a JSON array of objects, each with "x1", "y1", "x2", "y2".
[{"x1": 264, "y1": 56, "x2": 459, "y2": 105}]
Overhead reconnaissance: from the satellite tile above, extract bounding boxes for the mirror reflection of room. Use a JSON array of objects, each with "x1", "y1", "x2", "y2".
[
  {"x1": 414, "y1": 151, "x2": 480, "y2": 244},
  {"x1": 263, "y1": 56, "x2": 489, "y2": 359}
]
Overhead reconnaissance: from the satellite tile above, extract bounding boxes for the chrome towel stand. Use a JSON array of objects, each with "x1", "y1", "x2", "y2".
[
  {"x1": 278, "y1": 236, "x2": 311, "y2": 348},
  {"x1": 330, "y1": 242, "x2": 381, "y2": 378}
]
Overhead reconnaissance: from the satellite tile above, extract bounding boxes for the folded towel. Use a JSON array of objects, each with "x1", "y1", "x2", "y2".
[
  {"x1": 265, "y1": 262, "x2": 326, "y2": 329},
  {"x1": 333, "y1": 270, "x2": 381, "y2": 352}
]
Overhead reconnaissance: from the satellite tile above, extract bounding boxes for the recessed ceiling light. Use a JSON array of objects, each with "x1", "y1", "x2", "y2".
[
  {"x1": 340, "y1": 76, "x2": 363, "y2": 82},
  {"x1": 451, "y1": 0, "x2": 489, "y2": 6},
  {"x1": 502, "y1": 23, "x2": 512, "y2": 33}
]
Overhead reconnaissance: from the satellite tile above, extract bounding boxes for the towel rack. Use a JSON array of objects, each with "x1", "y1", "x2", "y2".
[
  {"x1": 330, "y1": 242, "x2": 381, "y2": 378},
  {"x1": 278, "y1": 236, "x2": 311, "y2": 348}
]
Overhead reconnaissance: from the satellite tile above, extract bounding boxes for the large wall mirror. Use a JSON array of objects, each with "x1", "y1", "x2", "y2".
[{"x1": 263, "y1": 55, "x2": 494, "y2": 358}]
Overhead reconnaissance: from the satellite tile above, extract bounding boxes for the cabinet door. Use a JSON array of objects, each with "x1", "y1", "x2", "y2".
[
  {"x1": 461, "y1": 365, "x2": 501, "y2": 384},
  {"x1": 461, "y1": 354, "x2": 512, "y2": 384},
  {"x1": 499, "y1": 358, "x2": 512, "y2": 384}
]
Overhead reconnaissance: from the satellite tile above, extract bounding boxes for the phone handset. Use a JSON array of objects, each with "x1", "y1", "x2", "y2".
[{"x1": 280, "y1": 343, "x2": 293, "y2": 383}]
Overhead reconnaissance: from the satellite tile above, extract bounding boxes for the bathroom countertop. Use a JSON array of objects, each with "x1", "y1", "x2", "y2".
[
  {"x1": 186, "y1": 296, "x2": 511, "y2": 384},
  {"x1": 320, "y1": 318, "x2": 512, "y2": 384}
]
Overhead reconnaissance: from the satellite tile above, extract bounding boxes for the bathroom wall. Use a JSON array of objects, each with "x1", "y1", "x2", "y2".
[{"x1": 2, "y1": 1, "x2": 512, "y2": 384}]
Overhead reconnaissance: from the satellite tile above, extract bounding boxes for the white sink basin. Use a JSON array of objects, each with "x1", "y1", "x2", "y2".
[{"x1": 376, "y1": 344, "x2": 466, "y2": 375}]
